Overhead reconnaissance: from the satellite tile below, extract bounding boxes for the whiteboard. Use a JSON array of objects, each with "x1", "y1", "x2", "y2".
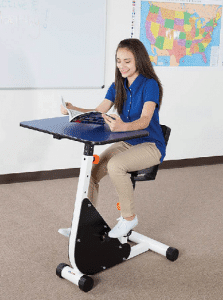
[{"x1": 0, "y1": 0, "x2": 106, "y2": 89}]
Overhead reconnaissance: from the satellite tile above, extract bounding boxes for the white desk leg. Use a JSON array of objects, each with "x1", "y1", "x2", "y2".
[
  {"x1": 68, "y1": 153, "x2": 93, "y2": 270},
  {"x1": 57, "y1": 149, "x2": 94, "y2": 292}
]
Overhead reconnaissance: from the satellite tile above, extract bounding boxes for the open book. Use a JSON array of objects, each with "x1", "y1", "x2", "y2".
[{"x1": 61, "y1": 97, "x2": 106, "y2": 125}]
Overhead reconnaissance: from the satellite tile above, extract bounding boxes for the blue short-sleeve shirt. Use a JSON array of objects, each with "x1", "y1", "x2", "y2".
[{"x1": 105, "y1": 74, "x2": 166, "y2": 162}]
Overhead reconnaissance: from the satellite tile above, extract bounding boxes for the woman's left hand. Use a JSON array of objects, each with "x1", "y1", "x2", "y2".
[{"x1": 102, "y1": 114, "x2": 126, "y2": 132}]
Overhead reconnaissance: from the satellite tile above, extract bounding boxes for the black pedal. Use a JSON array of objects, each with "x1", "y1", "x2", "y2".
[{"x1": 124, "y1": 230, "x2": 132, "y2": 238}]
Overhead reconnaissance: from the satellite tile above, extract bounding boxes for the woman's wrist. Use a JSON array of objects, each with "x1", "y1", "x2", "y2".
[
  {"x1": 123, "y1": 122, "x2": 129, "y2": 131},
  {"x1": 66, "y1": 103, "x2": 95, "y2": 113},
  {"x1": 69, "y1": 104, "x2": 82, "y2": 112},
  {"x1": 69, "y1": 104, "x2": 77, "y2": 110}
]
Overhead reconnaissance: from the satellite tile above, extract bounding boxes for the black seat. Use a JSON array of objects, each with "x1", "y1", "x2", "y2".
[{"x1": 129, "y1": 125, "x2": 171, "y2": 190}]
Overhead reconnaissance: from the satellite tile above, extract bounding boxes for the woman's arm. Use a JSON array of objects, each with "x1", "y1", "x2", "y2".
[
  {"x1": 60, "y1": 103, "x2": 93, "y2": 115},
  {"x1": 103, "y1": 101, "x2": 156, "y2": 132},
  {"x1": 95, "y1": 98, "x2": 114, "y2": 113},
  {"x1": 60, "y1": 98, "x2": 113, "y2": 115},
  {"x1": 124, "y1": 101, "x2": 156, "y2": 131}
]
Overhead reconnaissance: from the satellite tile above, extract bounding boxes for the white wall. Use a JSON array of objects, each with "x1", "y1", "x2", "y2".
[{"x1": 1, "y1": 0, "x2": 223, "y2": 175}]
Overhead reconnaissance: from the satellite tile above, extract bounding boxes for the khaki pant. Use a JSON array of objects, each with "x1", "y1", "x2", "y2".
[{"x1": 87, "y1": 141, "x2": 161, "y2": 218}]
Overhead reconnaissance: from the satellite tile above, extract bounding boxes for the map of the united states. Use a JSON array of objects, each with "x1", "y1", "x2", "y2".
[{"x1": 141, "y1": 2, "x2": 222, "y2": 66}]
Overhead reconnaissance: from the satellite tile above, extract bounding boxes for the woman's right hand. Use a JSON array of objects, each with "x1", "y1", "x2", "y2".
[{"x1": 60, "y1": 102, "x2": 73, "y2": 115}]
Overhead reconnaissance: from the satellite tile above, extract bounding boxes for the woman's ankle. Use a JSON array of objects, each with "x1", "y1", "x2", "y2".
[{"x1": 124, "y1": 214, "x2": 136, "y2": 221}]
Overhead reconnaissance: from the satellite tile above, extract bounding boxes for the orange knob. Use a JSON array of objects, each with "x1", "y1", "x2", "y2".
[
  {"x1": 93, "y1": 155, "x2": 99, "y2": 164},
  {"x1": 116, "y1": 202, "x2": 121, "y2": 211}
]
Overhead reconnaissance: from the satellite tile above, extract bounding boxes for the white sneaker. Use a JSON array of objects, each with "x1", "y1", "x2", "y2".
[
  {"x1": 58, "y1": 228, "x2": 71, "y2": 237},
  {"x1": 108, "y1": 216, "x2": 138, "y2": 238}
]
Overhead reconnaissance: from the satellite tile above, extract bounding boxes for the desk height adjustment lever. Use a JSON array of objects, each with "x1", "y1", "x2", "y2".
[{"x1": 93, "y1": 155, "x2": 99, "y2": 164}]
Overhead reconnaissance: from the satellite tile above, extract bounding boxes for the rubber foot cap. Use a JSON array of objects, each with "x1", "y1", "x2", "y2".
[
  {"x1": 79, "y1": 275, "x2": 94, "y2": 292},
  {"x1": 166, "y1": 247, "x2": 179, "y2": 262},
  {"x1": 56, "y1": 263, "x2": 69, "y2": 278}
]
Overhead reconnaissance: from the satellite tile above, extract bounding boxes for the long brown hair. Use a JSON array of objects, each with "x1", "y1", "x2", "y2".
[{"x1": 114, "y1": 38, "x2": 163, "y2": 115}]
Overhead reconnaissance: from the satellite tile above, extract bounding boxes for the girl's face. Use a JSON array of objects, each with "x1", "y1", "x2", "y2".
[{"x1": 116, "y1": 48, "x2": 139, "y2": 84}]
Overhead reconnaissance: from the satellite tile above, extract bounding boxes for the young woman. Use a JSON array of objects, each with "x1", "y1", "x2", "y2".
[{"x1": 61, "y1": 38, "x2": 166, "y2": 238}]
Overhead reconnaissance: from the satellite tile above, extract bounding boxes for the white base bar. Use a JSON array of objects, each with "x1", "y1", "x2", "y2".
[
  {"x1": 128, "y1": 242, "x2": 150, "y2": 259},
  {"x1": 129, "y1": 231, "x2": 169, "y2": 257},
  {"x1": 61, "y1": 266, "x2": 83, "y2": 286}
]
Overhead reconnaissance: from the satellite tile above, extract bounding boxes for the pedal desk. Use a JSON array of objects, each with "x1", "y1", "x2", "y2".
[{"x1": 20, "y1": 116, "x2": 179, "y2": 293}]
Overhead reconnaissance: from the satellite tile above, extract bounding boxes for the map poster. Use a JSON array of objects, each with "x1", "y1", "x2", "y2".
[{"x1": 132, "y1": 0, "x2": 223, "y2": 67}]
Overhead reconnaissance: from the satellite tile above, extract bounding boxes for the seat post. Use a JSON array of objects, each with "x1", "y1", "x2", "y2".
[{"x1": 130, "y1": 174, "x2": 136, "y2": 190}]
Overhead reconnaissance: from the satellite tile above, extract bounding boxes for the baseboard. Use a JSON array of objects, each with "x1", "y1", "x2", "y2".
[
  {"x1": 159, "y1": 155, "x2": 223, "y2": 169},
  {"x1": 1, "y1": 156, "x2": 222, "y2": 185},
  {"x1": 0, "y1": 168, "x2": 80, "y2": 185}
]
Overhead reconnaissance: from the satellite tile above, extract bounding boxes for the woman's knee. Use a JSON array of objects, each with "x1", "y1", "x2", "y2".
[
  {"x1": 107, "y1": 158, "x2": 116, "y2": 175},
  {"x1": 107, "y1": 156, "x2": 126, "y2": 176}
]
